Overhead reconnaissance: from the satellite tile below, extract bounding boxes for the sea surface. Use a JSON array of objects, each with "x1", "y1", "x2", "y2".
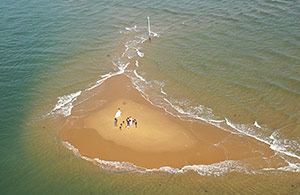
[{"x1": 1, "y1": 0, "x2": 300, "y2": 194}]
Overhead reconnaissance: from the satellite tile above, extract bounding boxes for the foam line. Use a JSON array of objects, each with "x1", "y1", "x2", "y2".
[
  {"x1": 225, "y1": 118, "x2": 269, "y2": 144},
  {"x1": 226, "y1": 118, "x2": 300, "y2": 161},
  {"x1": 50, "y1": 91, "x2": 82, "y2": 116},
  {"x1": 86, "y1": 61, "x2": 130, "y2": 91},
  {"x1": 269, "y1": 132, "x2": 300, "y2": 160},
  {"x1": 150, "y1": 31, "x2": 159, "y2": 37},
  {"x1": 209, "y1": 119, "x2": 225, "y2": 123},
  {"x1": 135, "y1": 48, "x2": 144, "y2": 57},
  {"x1": 125, "y1": 25, "x2": 137, "y2": 32},
  {"x1": 62, "y1": 141, "x2": 247, "y2": 176},
  {"x1": 133, "y1": 70, "x2": 146, "y2": 82},
  {"x1": 160, "y1": 88, "x2": 167, "y2": 96}
]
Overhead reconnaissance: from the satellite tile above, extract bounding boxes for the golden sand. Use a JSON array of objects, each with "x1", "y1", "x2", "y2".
[
  {"x1": 60, "y1": 74, "x2": 274, "y2": 168},
  {"x1": 84, "y1": 98, "x2": 198, "y2": 152}
]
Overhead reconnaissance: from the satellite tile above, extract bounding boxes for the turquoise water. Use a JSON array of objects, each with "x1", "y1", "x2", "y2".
[{"x1": 1, "y1": 0, "x2": 300, "y2": 194}]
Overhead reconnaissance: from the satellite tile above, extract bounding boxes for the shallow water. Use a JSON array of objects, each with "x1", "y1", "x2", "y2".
[{"x1": 1, "y1": 0, "x2": 300, "y2": 194}]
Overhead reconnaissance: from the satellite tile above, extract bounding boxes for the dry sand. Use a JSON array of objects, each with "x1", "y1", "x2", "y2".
[{"x1": 60, "y1": 74, "x2": 274, "y2": 169}]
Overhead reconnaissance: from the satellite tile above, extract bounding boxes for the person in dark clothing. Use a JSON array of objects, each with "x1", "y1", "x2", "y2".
[
  {"x1": 134, "y1": 119, "x2": 137, "y2": 128},
  {"x1": 126, "y1": 117, "x2": 129, "y2": 129},
  {"x1": 114, "y1": 118, "x2": 118, "y2": 127}
]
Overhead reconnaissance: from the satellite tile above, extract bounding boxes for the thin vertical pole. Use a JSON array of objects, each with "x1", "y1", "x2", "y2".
[{"x1": 147, "y1": 16, "x2": 151, "y2": 40}]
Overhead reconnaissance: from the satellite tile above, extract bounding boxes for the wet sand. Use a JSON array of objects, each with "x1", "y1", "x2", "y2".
[{"x1": 60, "y1": 74, "x2": 274, "y2": 169}]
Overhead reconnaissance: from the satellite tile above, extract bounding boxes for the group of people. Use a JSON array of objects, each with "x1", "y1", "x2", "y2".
[{"x1": 114, "y1": 108, "x2": 138, "y2": 130}]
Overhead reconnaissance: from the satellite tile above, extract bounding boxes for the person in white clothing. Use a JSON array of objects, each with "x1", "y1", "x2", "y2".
[
  {"x1": 114, "y1": 108, "x2": 121, "y2": 128},
  {"x1": 114, "y1": 108, "x2": 121, "y2": 118}
]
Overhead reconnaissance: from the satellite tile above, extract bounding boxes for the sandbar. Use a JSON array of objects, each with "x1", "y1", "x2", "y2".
[{"x1": 60, "y1": 74, "x2": 274, "y2": 169}]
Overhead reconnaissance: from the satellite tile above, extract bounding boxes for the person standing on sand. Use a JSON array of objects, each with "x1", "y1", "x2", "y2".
[
  {"x1": 126, "y1": 117, "x2": 129, "y2": 129},
  {"x1": 134, "y1": 119, "x2": 137, "y2": 128},
  {"x1": 115, "y1": 108, "x2": 122, "y2": 118},
  {"x1": 114, "y1": 118, "x2": 118, "y2": 127},
  {"x1": 114, "y1": 108, "x2": 121, "y2": 128}
]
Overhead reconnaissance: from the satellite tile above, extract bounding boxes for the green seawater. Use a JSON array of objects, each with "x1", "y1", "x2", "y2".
[{"x1": 1, "y1": 0, "x2": 300, "y2": 194}]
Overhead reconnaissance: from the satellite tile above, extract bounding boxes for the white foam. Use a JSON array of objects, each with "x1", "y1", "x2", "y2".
[
  {"x1": 254, "y1": 121, "x2": 262, "y2": 128},
  {"x1": 64, "y1": 139, "x2": 300, "y2": 175},
  {"x1": 62, "y1": 141, "x2": 247, "y2": 176},
  {"x1": 86, "y1": 61, "x2": 129, "y2": 91},
  {"x1": 277, "y1": 162, "x2": 300, "y2": 172},
  {"x1": 120, "y1": 62, "x2": 130, "y2": 72},
  {"x1": 135, "y1": 48, "x2": 144, "y2": 57},
  {"x1": 225, "y1": 118, "x2": 269, "y2": 143},
  {"x1": 261, "y1": 161, "x2": 300, "y2": 173},
  {"x1": 86, "y1": 78, "x2": 106, "y2": 91},
  {"x1": 86, "y1": 73, "x2": 112, "y2": 91},
  {"x1": 133, "y1": 70, "x2": 146, "y2": 82},
  {"x1": 209, "y1": 119, "x2": 225, "y2": 123},
  {"x1": 101, "y1": 72, "x2": 114, "y2": 78},
  {"x1": 160, "y1": 88, "x2": 167, "y2": 96},
  {"x1": 225, "y1": 118, "x2": 300, "y2": 161},
  {"x1": 135, "y1": 60, "x2": 139, "y2": 67},
  {"x1": 125, "y1": 25, "x2": 138, "y2": 32},
  {"x1": 163, "y1": 98, "x2": 189, "y2": 116},
  {"x1": 269, "y1": 132, "x2": 300, "y2": 160},
  {"x1": 125, "y1": 45, "x2": 129, "y2": 51},
  {"x1": 162, "y1": 98, "x2": 217, "y2": 123},
  {"x1": 135, "y1": 35, "x2": 148, "y2": 43},
  {"x1": 50, "y1": 91, "x2": 82, "y2": 117},
  {"x1": 146, "y1": 160, "x2": 248, "y2": 176},
  {"x1": 150, "y1": 31, "x2": 159, "y2": 38}
]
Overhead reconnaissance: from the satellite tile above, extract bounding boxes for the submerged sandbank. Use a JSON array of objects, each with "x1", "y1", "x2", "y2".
[{"x1": 60, "y1": 74, "x2": 274, "y2": 169}]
